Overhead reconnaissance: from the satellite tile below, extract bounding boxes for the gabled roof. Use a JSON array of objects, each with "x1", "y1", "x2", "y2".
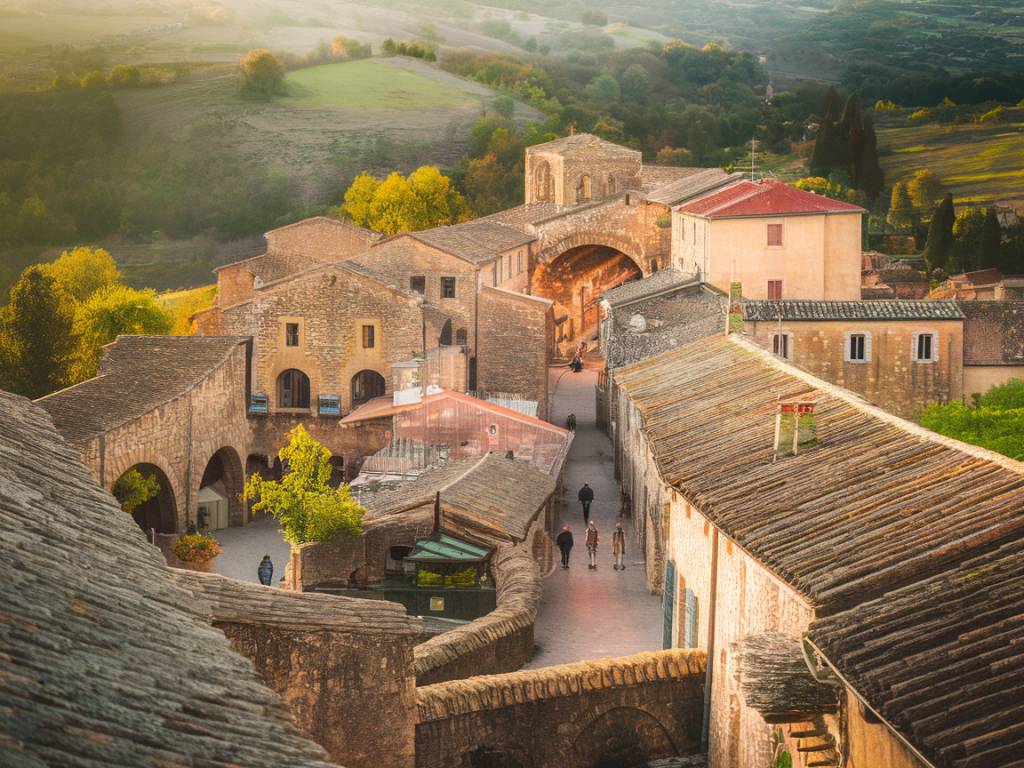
[
  {"x1": 601, "y1": 268, "x2": 699, "y2": 309},
  {"x1": 36, "y1": 336, "x2": 248, "y2": 447},
  {"x1": 641, "y1": 168, "x2": 743, "y2": 205},
  {"x1": 0, "y1": 392, "x2": 334, "y2": 767},
  {"x1": 527, "y1": 133, "x2": 640, "y2": 160},
  {"x1": 614, "y1": 334, "x2": 1024, "y2": 614},
  {"x1": 807, "y1": 537, "x2": 1024, "y2": 768},
  {"x1": 365, "y1": 454, "x2": 557, "y2": 543},
  {"x1": 742, "y1": 299, "x2": 964, "y2": 322},
  {"x1": 407, "y1": 220, "x2": 536, "y2": 265},
  {"x1": 676, "y1": 179, "x2": 864, "y2": 218}
]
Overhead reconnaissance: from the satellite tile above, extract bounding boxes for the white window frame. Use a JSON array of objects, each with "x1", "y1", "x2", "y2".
[
  {"x1": 912, "y1": 330, "x2": 939, "y2": 363},
  {"x1": 844, "y1": 331, "x2": 872, "y2": 364},
  {"x1": 772, "y1": 332, "x2": 792, "y2": 360}
]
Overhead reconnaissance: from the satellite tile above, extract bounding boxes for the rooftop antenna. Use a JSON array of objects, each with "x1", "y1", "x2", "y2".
[{"x1": 750, "y1": 136, "x2": 757, "y2": 182}]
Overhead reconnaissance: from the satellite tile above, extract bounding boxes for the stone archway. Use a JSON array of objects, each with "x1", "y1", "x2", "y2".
[
  {"x1": 113, "y1": 462, "x2": 178, "y2": 535},
  {"x1": 531, "y1": 243, "x2": 644, "y2": 350},
  {"x1": 352, "y1": 369, "x2": 386, "y2": 407},
  {"x1": 572, "y1": 706, "x2": 679, "y2": 767},
  {"x1": 197, "y1": 446, "x2": 246, "y2": 529}
]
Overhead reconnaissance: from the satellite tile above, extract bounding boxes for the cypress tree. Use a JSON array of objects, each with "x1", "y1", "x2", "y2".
[
  {"x1": 858, "y1": 115, "x2": 885, "y2": 201},
  {"x1": 838, "y1": 94, "x2": 861, "y2": 178},
  {"x1": 810, "y1": 87, "x2": 842, "y2": 177},
  {"x1": 0, "y1": 266, "x2": 76, "y2": 398},
  {"x1": 923, "y1": 193, "x2": 955, "y2": 274},
  {"x1": 980, "y1": 207, "x2": 1002, "y2": 269},
  {"x1": 887, "y1": 181, "x2": 913, "y2": 229}
]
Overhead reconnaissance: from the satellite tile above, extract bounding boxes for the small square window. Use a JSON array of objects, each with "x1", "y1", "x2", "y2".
[
  {"x1": 772, "y1": 333, "x2": 790, "y2": 360},
  {"x1": 767, "y1": 280, "x2": 783, "y2": 301},
  {"x1": 767, "y1": 223, "x2": 783, "y2": 246},
  {"x1": 362, "y1": 325, "x2": 375, "y2": 349},
  {"x1": 848, "y1": 334, "x2": 867, "y2": 361},
  {"x1": 441, "y1": 277, "x2": 456, "y2": 298},
  {"x1": 410, "y1": 276, "x2": 425, "y2": 294},
  {"x1": 285, "y1": 322, "x2": 299, "y2": 347}
]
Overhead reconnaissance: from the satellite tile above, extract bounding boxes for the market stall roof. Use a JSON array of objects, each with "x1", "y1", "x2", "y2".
[{"x1": 406, "y1": 533, "x2": 491, "y2": 564}]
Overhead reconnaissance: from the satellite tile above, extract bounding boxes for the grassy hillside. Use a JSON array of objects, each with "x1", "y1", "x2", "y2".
[{"x1": 876, "y1": 108, "x2": 1024, "y2": 209}]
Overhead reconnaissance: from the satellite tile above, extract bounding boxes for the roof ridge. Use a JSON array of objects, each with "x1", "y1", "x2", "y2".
[{"x1": 727, "y1": 334, "x2": 1024, "y2": 474}]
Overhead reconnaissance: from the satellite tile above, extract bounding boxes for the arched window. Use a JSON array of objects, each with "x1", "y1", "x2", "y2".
[
  {"x1": 455, "y1": 328, "x2": 468, "y2": 346},
  {"x1": 576, "y1": 174, "x2": 591, "y2": 202},
  {"x1": 533, "y1": 160, "x2": 552, "y2": 202},
  {"x1": 439, "y1": 319, "x2": 453, "y2": 346},
  {"x1": 351, "y1": 369, "x2": 386, "y2": 407},
  {"x1": 278, "y1": 369, "x2": 310, "y2": 409}
]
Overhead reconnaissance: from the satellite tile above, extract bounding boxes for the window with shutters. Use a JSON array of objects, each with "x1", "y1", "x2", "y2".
[
  {"x1": 767, "y1": 223, "x2": 783, "y2": 246},
  {"x1": 663, "y1": 560, "x2": 676, "y2": 650},
  {"x1": 361, "y1": 324, "x2": 375, "y2": 349},
  {"x1": 845, "y1": 331, "x2": 871, "y2": 363},
  {"x1": 767, "y1": 280, "x2": 783, "y2": 301},
  {"x1": 913, "y1": 331, "x2": 938, "y2": 363},
  {"x1": 684, "y1": 588, "x2": 699, "y2": 648}
]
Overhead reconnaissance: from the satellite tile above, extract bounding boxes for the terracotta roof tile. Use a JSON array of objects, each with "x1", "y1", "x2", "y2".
[
  {"x1": 743, "y1": 300, "x2": 964, "y2": 322},
  {"x1": 676, "y1": 180, "x2": 864, "y2": 217}
]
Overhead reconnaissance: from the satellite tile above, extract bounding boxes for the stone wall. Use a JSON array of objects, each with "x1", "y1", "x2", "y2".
[
  {"x1": 172, "y1": 570, "x2": 420, "y2": 768},
  {"x1": 265, "y1": 216, "x2": 378, "y2": 259},
  {"x1": 415, "y1": 649, "x2": 706, "y2": 768},
  {"x1": 477, "y1": 287, "x2": 553, "y2": 419},
  {"x1": 742, "y1": 319, "x2": 964, "y2": 419},
  {"x1": 414, "y1": 521, "x2": 543, "y2": 685}
]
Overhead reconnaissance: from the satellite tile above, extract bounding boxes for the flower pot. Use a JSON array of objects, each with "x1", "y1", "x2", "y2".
[{"x1": 179, "y1": 558, "x2": 215, "y2": 573}]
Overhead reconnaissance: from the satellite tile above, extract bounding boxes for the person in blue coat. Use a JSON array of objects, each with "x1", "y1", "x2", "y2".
[{"x1": 257, "y1": 555, "x2": 273, "y2": 586}]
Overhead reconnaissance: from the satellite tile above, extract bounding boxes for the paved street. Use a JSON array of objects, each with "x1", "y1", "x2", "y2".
[
  {"x1": 527, "y1": 361, "x2": 663, "y2": 667},
  {"x1": 213, "y1": 515, "x2": 290, "y2": 585}
]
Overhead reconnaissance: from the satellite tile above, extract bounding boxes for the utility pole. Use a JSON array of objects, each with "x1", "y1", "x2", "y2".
[{"x1": 751, "y1": 136, "x2": 756, "y2": 182}]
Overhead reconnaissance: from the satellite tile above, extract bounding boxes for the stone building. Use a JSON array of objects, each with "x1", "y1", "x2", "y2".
[
  {"x1": 742, "y1": 299, "x2": 965, "y2": 418},
  {"x1": 525, "y1": 133, "x2": 643, "y2": 206},
  {"x1": 672, "y1": 179, "x2": 865, "y2": 301},
  {"x1": 959, "y1": 300, "x2": 1024, "y2": 398},
  {"x1": 36, "y1": 335, "x2": 252, "y2": 535},
  {"x1": 611, "y1": 333, "x2": 1024, "y2": 768}
]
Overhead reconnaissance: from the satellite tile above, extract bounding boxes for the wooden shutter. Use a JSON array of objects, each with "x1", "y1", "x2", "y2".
[
  {"x1": 684, "y1": 588, "x2": 699, "y2": 648},
  {"x1": 662, "y1": 559, "x2": 676, "y2": 650}
]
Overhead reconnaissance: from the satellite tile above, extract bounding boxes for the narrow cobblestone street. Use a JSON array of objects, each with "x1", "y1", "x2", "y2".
[{"x1": 528, "y1": 361, "x2": 663, "y2": 667}]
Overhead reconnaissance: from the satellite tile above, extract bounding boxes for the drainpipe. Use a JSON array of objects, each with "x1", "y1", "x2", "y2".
[{"x1": 701, "y1": 526, "x2": 720, "y2": 752}]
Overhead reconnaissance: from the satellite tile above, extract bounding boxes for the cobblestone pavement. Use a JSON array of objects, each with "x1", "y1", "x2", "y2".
[
  {"x1": 527, "y1": 362, "x2": 663, "y2": 668},
  {"x1": 212, "y1": 515, "x2": 291, "y2": 585}
]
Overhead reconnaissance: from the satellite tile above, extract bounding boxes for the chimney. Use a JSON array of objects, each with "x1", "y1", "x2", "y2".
[
  {"x1": 773, "y1": 400, "x2": 817, "y2": 462},
  {"x1": 505, "y1": 450, "x2": 514, "y2": 459}
]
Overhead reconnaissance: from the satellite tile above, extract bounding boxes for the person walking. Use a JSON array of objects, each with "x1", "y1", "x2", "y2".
[
  {"x1": 578, "y1": 482, "x2": 594, "y2": 524},
  {"x1": 612, "y1": 521, "x2": 626, "y2": 571},
  {"x1": 257, "y1": 554, "x2": 274, "y2": 586},
  {"x1": 585, "y1": 520, "x2": 599, "y2": 569},
  {"x1": 555, "y1": 524, "x2": 574, "y2": 569},
  {"x1": 566, "y1": 412, "x2": 577, "y2": 431}
]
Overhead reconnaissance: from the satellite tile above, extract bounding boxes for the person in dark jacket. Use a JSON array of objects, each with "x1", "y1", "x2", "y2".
[
  {"x1": 257, "y1": 555, "x2": 273, "y2": 586},
  {"x1": 555, "y1": 525, "x2": 574, "y2": 569},
  {"x1": 612, "y1": 521, "x2": 626, "y2": 570},
  {"x1": 578, "y1": 482, "x2": 594, "y2": 523}
]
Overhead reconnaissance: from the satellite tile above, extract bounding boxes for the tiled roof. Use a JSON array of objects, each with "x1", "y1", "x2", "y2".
[
  {"x1": 409, "y1": 220, "x2": 535, "y2": 265},
  {"x1": 742, "y1": 300, "x2": 964, "y2": 322},
  {"x1": 614, "y1": 334, "x2": 1024, "y2": 613},
  {"x1": 808, "y1": 537, "x2": 1024, "y2": 768},
  {"x1": 641, "y1": 168, "x2": 743, "y2": 205},
  {"x1": 365, "y1": 454, "x2": 556, "y2": 543},
  {"x1": 528, "y1": 133, "x2": 640, "y2": 159},
  {"x1": 601, "y1": 268, "x2": 699, "y2": 309},
  {"x1": 36, "y1": 336, "x2": 247, "y2": 447},
  {"x1": 676, "y1": 179, "x2": 864, "y2": 217},
  {"x1": 951, "y1": 268, "x2": 1002, "y2": 286},
  {"x1": 482, "y1": 203, "x2": 562, "y2": 229},
  {"x1": 0, "y1": 392, "x2": 334, "y2": 767}
]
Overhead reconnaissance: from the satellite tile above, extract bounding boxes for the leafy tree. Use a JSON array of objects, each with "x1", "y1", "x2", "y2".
[
  {"x1": 113, "y1": 468, "x2": 160, "y2": 514},
  {"x1": 240, "y1": 49, "x2": 286, "y2": 98},
  {"x1": 41, "y1": 246, "x2": 120, "y2": 302},
  {"x1": 109, "y1": 65, "x2": 141, "y2": 88},
  {"x1": 462, "y1": 153, "x2": 521, "y2": 216},
  {"x1": 584, "y1": 73, "x2": 621, "y2": 109},
  {"x1": 244, "y1": 424, "x2": 365, "y2": 544},
  {"x1": 656, "y1": 146, "x2": 693, "y2": 166},
  {"x1": 619, "y1": 64, "x2": 650, "y2": 103},
  {"x1": 0, "y1": 267, "x2": 76, "y2": 398},
  {"x1": 923, "y1": 193, "x2": 955, "y2": 273},
  {"x1": 952, "y1": 208, "x2": 986, "y2": 273},
  {"x1": 492, "y1": 94, "x2": 515, "y2": 120},
  {"x1": 795, "y1": 176, "x2": 864, "y2": 204},
  {"x1": 340, "y1": 172, "x2": 380, "y2": 228},
  {"x1": 79, "y1": 71, "x2": 108, "y2": 90},
  {"x1": 977, "y1": 378, "x2": 1024, "y2": 410},
  {"x1": 72, "y1": 284, "x2": 173, "y2": 380},
  {"x1": 980, "y1": 208, "x2": 1002, "y2": 269},
  {"x1": 906, "y1": 169, "x2": 943, "y2": 213},
  {"x1": 331, "y1": 36, "x2": 371, "y2": 59},
  {"x1": 887, "y1": 182, "x2": 914, "y2": 230},
  {"x1": 921, "y1": 397, "x2": 1024, "y2": 461},
  {"x1": 339, "y1": 167, "x2": 469, "y2": 234}
]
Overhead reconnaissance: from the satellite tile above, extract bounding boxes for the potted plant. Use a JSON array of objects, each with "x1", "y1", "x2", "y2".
[{"x1": 172, "y1": 533, "x2": 222, "y2": 573}]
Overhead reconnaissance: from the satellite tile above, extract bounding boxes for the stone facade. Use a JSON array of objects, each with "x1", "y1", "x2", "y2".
[
  {"x1": 477, "y1": 286, "x2": 553, "y2": 417},
  {"x1": 960, "y1": 300, "x2": 1024, "y2": 399},
  {"x1": 525, "y1": 134, "x2": 642, "y2": 206},
  {"x1": 415, "y1": 649, "x2": 706, "y2": 768},
  {"x1": 743, "y1": 318, "x2": 964, "y2": 418}
]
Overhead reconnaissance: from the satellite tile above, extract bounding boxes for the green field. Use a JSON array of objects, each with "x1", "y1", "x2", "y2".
[
  {"x1": 876, "y1": 109, "x2": 1024, "y2": 208},
  {"x1": 285, "y1": 59, "x2": 479, "y2": 110}
]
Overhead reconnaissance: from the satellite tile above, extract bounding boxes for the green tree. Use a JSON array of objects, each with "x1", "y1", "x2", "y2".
[
  {"x1": 795, "y1": 176, "x2": 864, "y2": 204},
  {"x1": 907, "y1": 169, "x2": 943, "y2": 214},
  {"x1": 109, "y1": 65, "x2": 142, "y2": 87},
  {"x1": 79, "y1": 71, "x2": 108, "y2": 90},
  {"x1": 41, "y1": 246, "x2": 121, "y2": 302},
  {"x1": 240, "y1": 49, "x2": 286, "y2": 98},
  {"x1": 656, "y1": 146, "x2": 693, "y2": 166},
  {"x1": 980, "y1": 207, "x2": 1002, "y2": 269},
  {"x1": 244, "y1": 424, "x2": 365, "y2": 544},
  {"x1": 0, "y1": 267, "x2": 76, "y2": 398},
  {"x1": 887, "y1": 182, "x2": 914, "y2": 230},
  {"x1": 462, "y1": 153, "x2": 521, "y2": 215},
  {"x1": 921, "y1": 384, "x2": 1024, "y2": 461},
  {"x1": 858, "y1": 115, "x2": 885, "y2": 201},
  {"x1": 72, "y1": 284, "x2": 173, "y2": 380},
  {"x1": 923, "y1": 193, "x2": 955, "y2": 273},
  {"x1": 113, "y1": 468, "x2": 160, "y2": 514},
  {"x1": 952, "y1": 208, "x2": 986, "y2": 273},
  {"x1": 339, "y1": 167, "x2": 469, "y2": 234},
  {"x1": 584, "y1": 73, "x2": 621, "y2": 109}
]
